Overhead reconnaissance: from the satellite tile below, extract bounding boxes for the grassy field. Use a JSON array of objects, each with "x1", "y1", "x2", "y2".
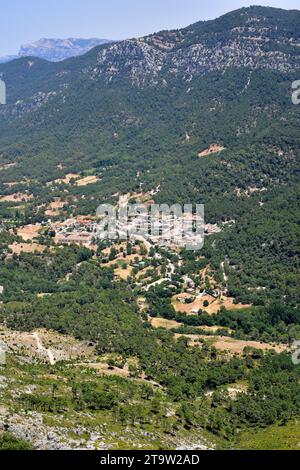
[{"x1": 236, "y1": 421, "x2": 300, "y2": 450}]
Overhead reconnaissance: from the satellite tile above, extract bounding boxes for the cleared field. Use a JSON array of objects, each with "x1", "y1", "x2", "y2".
[
  {"x1": 149, "y1": 316, "x2": 232, "y2": 334},
  {"x1": 210, "y1": 336, "x2": 287, "y2": 354},
  {"x1": 114, "y1": 264, "x2": 133, "y2": 280},
  {"x1": 54, "y1": 173, "x2": 80, "y2": 185},
  {"x1": 0, "y1": 192, "x2": 33, "y2": 203},
  {"x1": 149, "y1": 317, "x2": 184, "y2": 330},
  {"x1": 45, "y1": 199, "x2": 67, "y2": 216},
  {"x1": 114, "y1": 254, "x2": 144, "y2": 279},
  {"x1": 77, "y1": 362, "x2": 130, "y2": 378},
  {"x1": 9, "y1": 243, "x2": 46, "y2": 255},
  {"x1": 105, "y1": 252, "x2": 143, "y2": 280},
  {"x1": 198, "y1": 144, "x2": 225, "y2": 157},
  {"x1": 174, "y1": 333, "x2": 287, "y2": 355},
  {"x1": 17, "y1": 224, "x2": 42, "y2": 241},
  {"x1": 76, "y1": 175, "x2": 100, "y2": 186},
  {"x1": 172, "y1": 294, "x2": 251, "y2": 315}
]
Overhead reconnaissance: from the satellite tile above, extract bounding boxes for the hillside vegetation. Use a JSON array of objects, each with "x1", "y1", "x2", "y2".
[{"x1": 0, "y1": 6, "x2": 300, "y2": 450}]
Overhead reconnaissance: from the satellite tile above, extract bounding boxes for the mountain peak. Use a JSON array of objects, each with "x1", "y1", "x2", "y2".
[{"x1": 18, "y1": 38, "x2": 113, "y2": 62}]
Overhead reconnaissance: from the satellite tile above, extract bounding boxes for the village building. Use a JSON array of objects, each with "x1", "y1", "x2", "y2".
[{"x1": 60, "y1": 232, "x2": 93, "y2": 247}]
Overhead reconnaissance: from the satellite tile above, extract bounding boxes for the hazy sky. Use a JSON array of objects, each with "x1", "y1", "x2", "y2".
[{"x1": 1, "y1": 0, "x2": 299, "y2": 56}]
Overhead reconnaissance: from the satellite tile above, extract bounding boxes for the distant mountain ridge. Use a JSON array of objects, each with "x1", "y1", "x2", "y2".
[
  {"x1": 0, "y1": 37, "x2": 113, "y2": 63},
  {"x1": 0, "y1": 55, "x2": 18, "y2": 64}
]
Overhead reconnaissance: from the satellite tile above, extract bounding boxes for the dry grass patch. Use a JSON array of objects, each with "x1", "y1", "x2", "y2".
[
  {"x1": 55, "y1": 173, "x2": 80, "y2": 185},
  {"x1": 77, "y1": 362, "x2": 130, "y2": 378},
  {"x1": 108, "y1": 251, "x2": 145, "y2": 280},
  {"x1": 102, "y1": 247, "x2": 143, "y2": 279},
  {"x1": 174, "y1": 333, "x2": 287, "y2": 355},
  {"x1": 114, "y1": 264, "x2": 133, "y2": 280},
  {"x1": 77, "y1": 361, "x2": 161, "y2": 387},
  {"x1": 9, "y1": 243, "x2": 46, "y2": 255},
  {"x1": 0, "y1": 192, "x2": 33, "y2": 203},
  {"x1": 172, "y1": 294, "x2": 251, "y2": 316},
  {"x1": 149, "y1": 317, "x2": 184, "y2": 330},
  {"x1": 208, "y1": 336, "x2": 287, "y2": 355},
  {"x1": 17, "y1": 224, "x2": 42, "y2": 241},
  {"x1": 76, "y1": 175, "x2": 100, "y2": 186},
  {"x1": 219, "y1": 297, "x2": 252, "y2": 312},
  {"x1": 102, "y1": 243, "x2": 127, "y2": 256},
  {"x1": 148, "y1": 316, "x2": 231, "y2": 334},
  {"x1": 129, "y1": 191, "x2": 155, "y2": 205},
  {"x1": 45, "y1": 199, "x2": 67, "y2": 217},
  {"x1": 198, "y1": 325, "x2": 231, "y2": 333},
  {"x1": 172, "y1": 293, "x2": 206, "y2": 315},
  {"x1": 136, "y1": 266, "x2": 158, "y2": 281}
]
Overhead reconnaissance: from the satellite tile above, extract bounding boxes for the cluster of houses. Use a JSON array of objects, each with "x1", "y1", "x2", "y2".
[
  {"x1": 47, "y1": 211, "x2": 211, "y2": 251},
  {"x1": 50, "y1": 217, "x2": 98, "y2": 248},
  {"x1": 115, "y1": 207, "x2": 206, "y2": 250},
  {"x1": 36, "y1": 195, "x2": 222, "y2": 251}
]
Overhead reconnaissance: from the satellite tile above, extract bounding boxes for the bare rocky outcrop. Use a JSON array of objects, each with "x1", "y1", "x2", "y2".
[{"x1": 0, "y1": 408, "x2": 108, "y2": 450}]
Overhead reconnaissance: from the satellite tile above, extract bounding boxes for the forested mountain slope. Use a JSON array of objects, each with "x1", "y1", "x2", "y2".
[{"x1": 0, "y1": 5, "x2": 299, "y2": 304}]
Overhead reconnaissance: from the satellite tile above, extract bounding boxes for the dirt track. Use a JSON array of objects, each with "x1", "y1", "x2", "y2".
[{"x1": 33, "y1": 332, "x2": 55, "y2": 365}]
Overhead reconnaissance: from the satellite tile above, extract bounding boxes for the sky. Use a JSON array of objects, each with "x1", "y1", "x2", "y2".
[{"x1": 1, "y1": 0, "x2": 299, "y2": 56}]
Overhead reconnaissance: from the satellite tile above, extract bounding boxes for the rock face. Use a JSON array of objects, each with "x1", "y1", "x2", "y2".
[
  {"x1": 0, "y1": 5, "x2": 298, "y2": 124},
  {"x1": 0, "y1": 408, "x2": 108, "y2": 450},
  {"x1": 94, "y1": 40, "x2": 166, "y2": 86},
  {"x1": 87, "y1": 6, "x2": 300, "y2": 86},
  {"x1": 18, "y1": 38, "x2": 113, "y2": 62}
]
